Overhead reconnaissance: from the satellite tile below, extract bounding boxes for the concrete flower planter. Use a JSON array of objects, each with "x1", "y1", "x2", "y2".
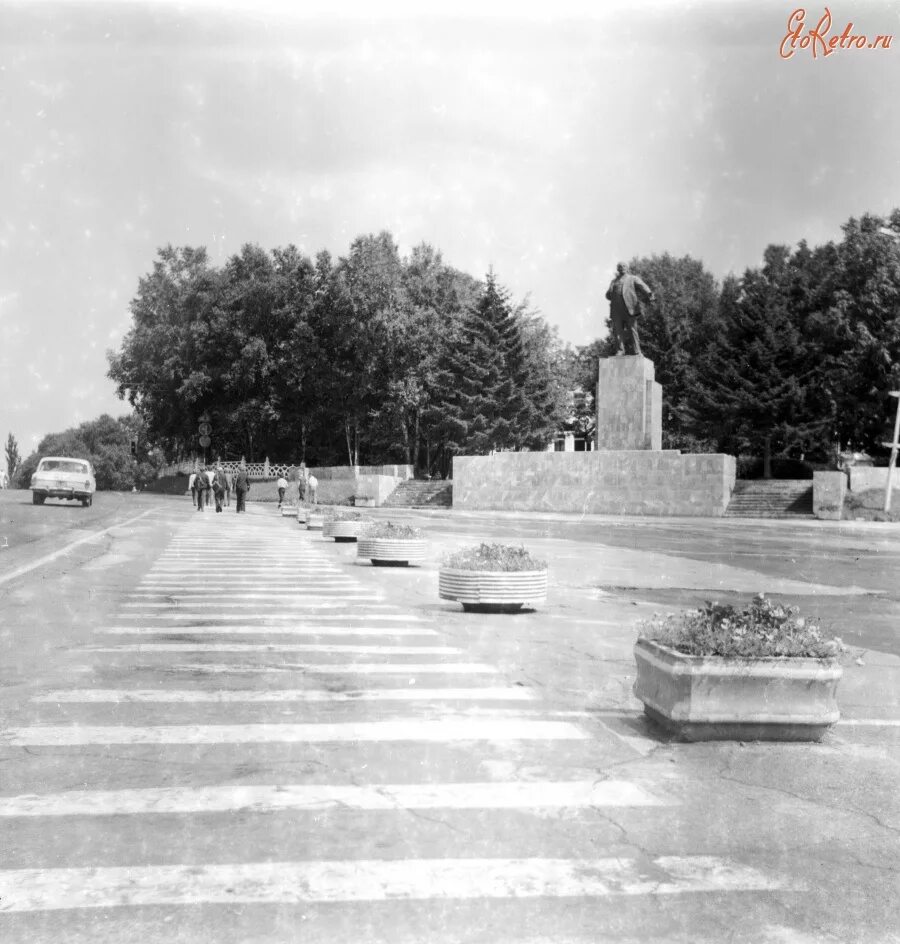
[
  {"x1": 438, "y1": 568, "x2": 548, "y2": 613},
  {"x1": 280, "y1": 504, "x2": 298, "y2": 517},
  {"x1": 306, "y1": 512, "x2": 325, "y2": 531},
  {"x1": 322, "y1": 519, "x2": 371, "y2": 542},
  {"x1": 358, "y1": 537, "x2": 427, "y2": 567},
  {"x1": 296, "y1": 507, "x2": 309, "y2": 525},
  {"x1": 632, "y1": 638, "x2": 843, "y2": 742}
]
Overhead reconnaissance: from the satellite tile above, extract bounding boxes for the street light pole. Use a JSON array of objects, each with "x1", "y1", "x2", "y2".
[{"x1": 883, "y1": 391, "x2": 900, "y2": 513}]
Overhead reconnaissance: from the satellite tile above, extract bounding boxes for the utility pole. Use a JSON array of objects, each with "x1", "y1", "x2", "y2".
[{"x1": 883, "y1": 391, "x2": 900, "y2": 513}]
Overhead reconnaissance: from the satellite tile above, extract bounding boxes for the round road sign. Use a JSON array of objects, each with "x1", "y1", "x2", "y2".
[{"x1": 199, "y1": 435, "x2": 211, "y2": 448}]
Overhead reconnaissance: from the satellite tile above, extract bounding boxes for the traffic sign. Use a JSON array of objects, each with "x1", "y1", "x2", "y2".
[
  {"x1": 199, "y1": 435, "x2": 211, "y2": 448},
  {"x1": 198, "y1": 422, "x2": 212, "y2": 437}
]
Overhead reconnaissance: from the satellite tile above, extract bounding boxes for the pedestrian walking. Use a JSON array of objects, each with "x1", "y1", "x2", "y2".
[
  {"x1": 234, "y1": 466, "x2": 250, "y2": 513},
  {"x1": 212, "y1": 465, "x2": 228, "y2": 513},
  {"x1": 297, "y1": 473, "x2": 306, "y2": 503},
  {"x1": 225, "y1": 471, "x2": 231, "y2": 507},
  {"x1": 189, "y1": 471, "x2": 197, "y2": 506},
  {"x1": 277, "y1": 474, "x2": 288, "y2": 507},
  {"x1": 195, "y1": 468, "x2": 209, "y2": 511},
  {"x1": 307, "y1": 472, "x2": 318, "y2": 505}
]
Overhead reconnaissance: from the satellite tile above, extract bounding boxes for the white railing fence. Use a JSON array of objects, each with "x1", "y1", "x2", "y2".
[{"x1": 158, "y1": 459, "x2": 413, "y2": 482}]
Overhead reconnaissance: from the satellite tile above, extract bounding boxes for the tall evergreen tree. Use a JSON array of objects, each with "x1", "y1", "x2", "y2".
[
  {"x1": 692, "y1": 246, "x2": 824, "y2": 475},
  {"x1": 4, "y1": 432, "x2": 20, "y2": 483}
]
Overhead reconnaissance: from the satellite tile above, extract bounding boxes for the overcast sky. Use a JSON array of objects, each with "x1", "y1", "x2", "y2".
[{"x1": 2, "y1": 0, "x2": 900, "y2": 468}]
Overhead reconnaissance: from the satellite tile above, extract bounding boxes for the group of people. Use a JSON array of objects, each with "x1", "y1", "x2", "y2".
[
  {"x1": 190, "y1": 465, "x2": 317, "y2": 513},
  {"x1": 189, "y1": 466, "x2": 251, "y2": 513},
  {"x1": 277, "y1": 469, "x2": 318, "y2": 507}
]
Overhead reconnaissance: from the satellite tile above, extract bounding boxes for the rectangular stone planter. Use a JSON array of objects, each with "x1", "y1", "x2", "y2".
[{"x1": 633, "y1": 638, "x2": 842, "y2": 742}]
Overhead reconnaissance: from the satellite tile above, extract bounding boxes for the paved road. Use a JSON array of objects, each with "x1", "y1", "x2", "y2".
[{"x1": 0, "y1": 494, "x2": 897, "y2": 942}]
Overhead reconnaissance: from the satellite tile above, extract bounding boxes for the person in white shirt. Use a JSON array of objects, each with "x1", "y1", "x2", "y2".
[
  {"x1": 307, "y1": 472, "x2": 318, "y2": 505},
  {"x1": 277, "y1": 475, "x2": 288, "y2": 507}
]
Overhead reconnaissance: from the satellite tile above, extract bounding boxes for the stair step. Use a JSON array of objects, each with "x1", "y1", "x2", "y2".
[
  {"x1": 382, "y1": 480, "x2": 453, "y2": 508},
  {"x1": 725, "y1": 480, "x2": 813, "y2": 518}
]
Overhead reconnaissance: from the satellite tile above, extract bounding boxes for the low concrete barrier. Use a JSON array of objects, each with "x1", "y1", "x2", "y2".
[
  {"x1": 813, "y1": 471, "x2": 846, "y2": 520},
  {"x1": 848, "y1": 466, "x2": 900, "y2": 492},
  {"x1": 453, "y1": 450, "x2": 736, "y2": 517}
]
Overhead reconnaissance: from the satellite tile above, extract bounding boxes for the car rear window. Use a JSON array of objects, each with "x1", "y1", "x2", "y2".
[{"x1": 39, "y1": 460, "x2": 90, "y2": 474}]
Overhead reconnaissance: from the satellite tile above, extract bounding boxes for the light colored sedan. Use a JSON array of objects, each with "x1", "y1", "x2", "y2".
[{"x1": 30, "y1": 456, "x2": 96, "y2": 507}]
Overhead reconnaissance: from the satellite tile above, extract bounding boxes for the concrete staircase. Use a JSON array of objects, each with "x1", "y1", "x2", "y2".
[
  {"x1": 725, "y1": 479, "x2": 814, "y2": 518},
  {"x1": 382, "y1": 479, "x2": 453, "y2": 508}
]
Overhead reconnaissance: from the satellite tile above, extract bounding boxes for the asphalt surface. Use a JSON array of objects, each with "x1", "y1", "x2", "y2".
[{"x1": 0, "y1": 490, "x2": 897, "y2": 943}]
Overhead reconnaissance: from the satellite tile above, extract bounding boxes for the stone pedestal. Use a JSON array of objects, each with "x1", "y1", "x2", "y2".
[{"x1": 596, "y1": 355, "x2": 662, "y2": 451}]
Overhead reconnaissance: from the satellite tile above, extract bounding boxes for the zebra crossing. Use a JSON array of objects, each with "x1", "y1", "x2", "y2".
[{"x1": 0, "y1": 511, "x2": 794, "y2": 939}]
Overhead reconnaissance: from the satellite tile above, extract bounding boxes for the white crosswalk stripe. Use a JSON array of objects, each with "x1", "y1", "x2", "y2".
[
  {"x1": 0, "y1": 511, "x2": 791, "y2": 933},
  {"x1": 34, "y1": 687, "x2": 536, "y2": 703},
  {"x1": 0, "y1": 779, "x2": 671, "y2": 816},
  {"x1": 0, "y1": 856, "x2": 790, "y2": 912}
]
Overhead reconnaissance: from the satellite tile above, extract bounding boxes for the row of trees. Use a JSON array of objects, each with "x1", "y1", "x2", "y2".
[
  {"x1": 12, "y1": 415, "x2": 163, "y2": 491},
  {"x1": 9, "y1": 209, "x2": 888, "y2": 489},
  {"x1": 107, "y1": 234, "x2": 570, "y2": 477}
]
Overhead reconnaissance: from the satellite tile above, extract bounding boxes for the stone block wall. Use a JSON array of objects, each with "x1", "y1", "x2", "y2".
[
  {"x1": 812, "y1": 471, "x2": 846, "y2": 520},
  {"x1": 848, "y1": 466, "x2": 900, "y2": 492},
  {"x1": 354, "y1": 474, "x2": 403, "y2": 506},
  {"x1": 453, "y1": 450, "x2": 736, "y2": 516}
]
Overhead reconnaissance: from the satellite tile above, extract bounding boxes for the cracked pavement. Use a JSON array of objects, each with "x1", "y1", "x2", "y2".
[{"x1": 0, "y1": 491, "x2": 898, "y2": 942}]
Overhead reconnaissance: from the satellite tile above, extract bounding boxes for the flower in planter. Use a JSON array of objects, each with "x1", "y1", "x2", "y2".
[
  {"x1": 633, "y1": 594, "x2": 846, "y2": 742},
  {"x1": 324, "y1": 509, "x2": 368, "y2": 522},
  {"x1": 637, "y1": 593, "x2": 844, "y2": 660},
  {"x1": 358, "y1": 520, "x2": 427, "y2": 567},
  {"x1": 439, "y1": 543, "x2": 547, "y2": 613},
  {"x1": 367, "y1": 521, "x2": 423, "y2": 540},
  {"x1": 443, "y1": 543, "x2": 546, "y2": 573}
]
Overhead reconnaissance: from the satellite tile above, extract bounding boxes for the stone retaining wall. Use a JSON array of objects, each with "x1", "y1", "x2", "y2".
[
  {"x1": 453, "y1": 450, "x2": 736, "y2": 516},
  {"x1": 848, "y1": 466, "x2": 900, "y2": 492}
]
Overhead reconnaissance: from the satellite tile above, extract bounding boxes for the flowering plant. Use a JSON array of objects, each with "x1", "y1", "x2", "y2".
[
  {"x1": 323, "y1": 509, "x2": 370, "y2": 521},
  {"x1": 443, "y1": 543, "x2": 547, "y2": 572},
  {"x1": 638, "y1": 594, "x2": 844, "y2": 659},
  {"x1": 366, "y1": 521, "x2": 423, "y2": 539}
]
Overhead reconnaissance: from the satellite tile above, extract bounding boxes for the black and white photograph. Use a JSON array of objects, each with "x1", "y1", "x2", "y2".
[{"x1": 1, "y1": 1, "x2": 899, "y2": 941}]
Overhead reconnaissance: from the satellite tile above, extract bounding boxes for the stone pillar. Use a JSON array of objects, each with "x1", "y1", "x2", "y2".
[
  {"x1": 596, "y1": 355, "x2": 662, "y2": 451},
  {"x1": 813, "y1": 471, "x2": 846, "y2": 520}
]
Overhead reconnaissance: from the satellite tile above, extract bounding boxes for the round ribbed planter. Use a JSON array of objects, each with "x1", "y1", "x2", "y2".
[
  {"x1": 322, "y1": 519, "x2": 371, "y2": 542},
  {"x1": 633, "y1": 638, "x2": 842, "y2": 742},
  {"x1": 296, "y1": 508, "x2": 309, "y2": 525},
  {"x1": 306, "y1": 513, "x2": 325, "y2": 531},
  {"x1": 280, "y1": 504, "x2": 298, "y2": 517},
  {"x1": 358, "y1": 538, "x2": 427, "y2": 567},
  {"x1": 438, "y1": 567, "x2": 548, "y2": 613}
]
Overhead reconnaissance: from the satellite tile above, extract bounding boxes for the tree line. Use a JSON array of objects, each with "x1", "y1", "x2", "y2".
[
  {"x1": 106, "y1": 233, "x2": 570, "y2": 477},
  {"x1": 10, "y1": 210, "x2": 900, "y2": 490}
]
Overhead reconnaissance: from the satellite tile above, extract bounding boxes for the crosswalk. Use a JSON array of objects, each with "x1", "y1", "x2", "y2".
[{"x1": 0, "y1": 510, "x2": 794, "y2": 939}]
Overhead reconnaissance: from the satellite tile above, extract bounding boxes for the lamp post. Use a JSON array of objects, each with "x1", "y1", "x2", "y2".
[
  {"x1": 883, "y1": 392, "x2": 900, "y2": 513},
  {"x1": 198, "y1": 413, "x2": 212, "y2": 468}
]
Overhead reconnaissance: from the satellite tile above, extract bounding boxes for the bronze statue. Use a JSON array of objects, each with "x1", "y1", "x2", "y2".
[{"x1": 605, "y1": 262, "x2": 654, "y2": 356}]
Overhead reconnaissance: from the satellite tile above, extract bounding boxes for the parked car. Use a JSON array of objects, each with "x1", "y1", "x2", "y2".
[{"x1": 30, "y1": 457, "x2": 96, "y2": 507}]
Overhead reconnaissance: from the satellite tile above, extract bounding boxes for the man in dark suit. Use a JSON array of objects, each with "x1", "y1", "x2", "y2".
[
  {"x1": 605, "y1": 262, "x2": 654, "y2": 356},
  {"x1": 234, "y1": 466, "x2": 250, "y2": 513}
]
